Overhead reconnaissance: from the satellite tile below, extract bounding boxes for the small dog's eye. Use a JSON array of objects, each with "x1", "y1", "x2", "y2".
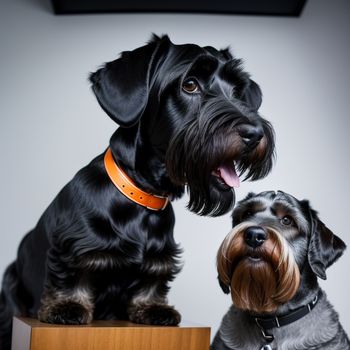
[
  {"x1": 182, "y1": 79, "x2": 200, "y2": 94},
  {"x1": 281, "y1": 216, "x2": 293, "y2": 226},
  {"x1": 243, "y1": 211, "x2": 253, "y2": 219}
]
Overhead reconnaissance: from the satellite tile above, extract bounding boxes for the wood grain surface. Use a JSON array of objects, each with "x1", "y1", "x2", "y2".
[{"x1": 11, "y1": 317, "x2": 210, "y2": 350}]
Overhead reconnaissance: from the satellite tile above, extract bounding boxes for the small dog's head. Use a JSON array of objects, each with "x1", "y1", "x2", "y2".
[
  {"x1": 217, "y1": 191, "x2": 346, "y2": 313},
  {"x1": 90, "y1": 35, "x2": 275, "y2": 216}
]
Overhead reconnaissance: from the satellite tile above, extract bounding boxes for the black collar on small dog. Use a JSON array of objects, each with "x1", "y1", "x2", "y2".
[{"x1": 254, "y1": 290, "x2": 322, "y2": 344}]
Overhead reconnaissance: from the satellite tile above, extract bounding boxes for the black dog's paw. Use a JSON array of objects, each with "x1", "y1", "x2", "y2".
[
  {"x1": 38, "y1": 301, "x2": 93, "y2": 325},
  {"x1": 128, "y1": 303, "x2": 181, "y2": 326}
]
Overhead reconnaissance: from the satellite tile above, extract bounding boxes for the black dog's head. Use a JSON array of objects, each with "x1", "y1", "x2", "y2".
[
  {"x1": 90, "y1": 35, "x2": 275, "y2": 216},
  {"x1": 217, "y1": 190, "x2": 346, "y2": 313}
]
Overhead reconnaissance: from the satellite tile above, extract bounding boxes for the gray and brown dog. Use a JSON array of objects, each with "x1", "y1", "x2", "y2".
[{"x1": 212, "y1": 191, "x2": 349, "y2": 350}]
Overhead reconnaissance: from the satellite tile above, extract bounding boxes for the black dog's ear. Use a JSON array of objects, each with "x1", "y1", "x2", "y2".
[
  {"x1": 240, "y1": 79, "x2": 263, "y2": 111},
  {"x1": 218, "y1": 275, "x2": 230, "y2": 294},
  {"x1": 90, "y1": 35, "x2": 171, "y2": 128},
  {"x1": 219, "y1": 47, "x2": 233, "y2": 60},
  {"x1": 307, "y1": 208, "x2": 346, "y2": 280}
]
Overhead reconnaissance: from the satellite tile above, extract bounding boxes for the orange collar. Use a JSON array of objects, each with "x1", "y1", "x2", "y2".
[{"x1": 104, "y1": 148, "x2": 169, "y2": 211}]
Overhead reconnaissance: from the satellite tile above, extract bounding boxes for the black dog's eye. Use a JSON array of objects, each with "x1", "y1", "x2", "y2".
[
  {"x1": 281, "y1": 216, "x2": 293, "y2": 226},
  {"x1": 182, "y1": 79, "x2": 200, "y2": 94}
]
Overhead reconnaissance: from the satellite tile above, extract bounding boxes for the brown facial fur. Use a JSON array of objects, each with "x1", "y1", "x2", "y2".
[{"x1": 217, "y1": 222, "x2": 300, "y2": 313}]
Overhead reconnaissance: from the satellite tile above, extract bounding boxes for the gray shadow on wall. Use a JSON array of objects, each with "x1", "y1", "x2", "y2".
[{"x1": 24, "y1": 0, "x2": 53, "y2": 13}]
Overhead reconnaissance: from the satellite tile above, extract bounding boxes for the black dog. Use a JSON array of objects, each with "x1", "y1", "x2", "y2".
[
  {"x1": 0, "y1": 35, "x2": 274, "y2": 349},
  {"x1": 213, "y1": 191, "x2": 349, "y2": 350}
]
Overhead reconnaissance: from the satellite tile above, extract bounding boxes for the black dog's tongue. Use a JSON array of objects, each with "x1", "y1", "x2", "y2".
[{"x1": 217, "y1": 162, "x2": 240, "y2": 188}]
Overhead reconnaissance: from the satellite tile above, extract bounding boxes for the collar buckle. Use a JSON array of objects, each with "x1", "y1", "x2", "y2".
[
  {"x1": 308, "y1": 293, "x2": 319, "y2": 311},
  {"x1": 255, "y1": 318, "x2": 274, "y2": 343}
]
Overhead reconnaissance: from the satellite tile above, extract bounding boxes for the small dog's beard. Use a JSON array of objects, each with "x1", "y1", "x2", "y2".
[
  {"x1": 166, "y1": 100, "x2": 275, "y2": 216},
  {"x1": 217, "y1": 223, "x2": 300, "y2": 313}
]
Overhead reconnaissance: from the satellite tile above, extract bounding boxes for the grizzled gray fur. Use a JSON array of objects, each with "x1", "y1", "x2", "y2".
[{"x1": 212, "y1": 191, "x2": 349, "y2": 350}]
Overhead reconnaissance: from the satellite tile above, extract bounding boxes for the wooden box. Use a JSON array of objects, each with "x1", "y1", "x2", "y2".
[{"x1": 11, "y1": 317, "x2": 210, "y2": 350}]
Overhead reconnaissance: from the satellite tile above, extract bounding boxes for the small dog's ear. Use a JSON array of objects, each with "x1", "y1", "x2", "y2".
[
  {"x1": 218, "y1": 276, "x2": 230, "y2": 294},
  {"x1": 240, "y1": 79, "x2": 263, "y2": 111},
  {"x1": 307, "y1": 208, "x2": 346, "y2": 280},
  {"x1": 90, "y1": 35, "x2": 171, "y2": 128}
]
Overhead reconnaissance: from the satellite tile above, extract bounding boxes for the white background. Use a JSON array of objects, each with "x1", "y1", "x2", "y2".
[{"x1": 0, "y1": 0, "x2": 349, "y2": 339}]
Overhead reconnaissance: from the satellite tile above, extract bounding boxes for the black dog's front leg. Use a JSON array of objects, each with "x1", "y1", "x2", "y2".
[
  {"x1": 38, "y1": 286, "x2": 94, "y2": 325},
  {"x1": 37, "y1": 254, "x2": 94, "y2": 325},
  {"x1": 127, "y1": 279, "x2": 181, "y2": 326}
]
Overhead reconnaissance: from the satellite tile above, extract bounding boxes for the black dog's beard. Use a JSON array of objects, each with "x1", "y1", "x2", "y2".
[
  {"x1": 166, "y1": 99, "x2": 275, "y2": 216},
  {"x1": 188, "y1": 176, "x2": 236, "y2": 218}
]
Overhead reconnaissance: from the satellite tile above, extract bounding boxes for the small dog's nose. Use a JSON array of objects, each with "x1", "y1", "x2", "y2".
[
  {"x1": 244, "y1": 226, "x2": 267, "y2": 248},
  {"x1": 238, "y1": 125, "x2": 264, "y2": 148}
]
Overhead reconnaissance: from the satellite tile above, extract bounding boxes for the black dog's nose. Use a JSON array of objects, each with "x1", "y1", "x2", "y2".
[
  {"x1": 244, "y1": 226, "x2": 267, "y2": 248},
  {"x1": 239, "y1": 125, "x2": 264, "y2": 148}
]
